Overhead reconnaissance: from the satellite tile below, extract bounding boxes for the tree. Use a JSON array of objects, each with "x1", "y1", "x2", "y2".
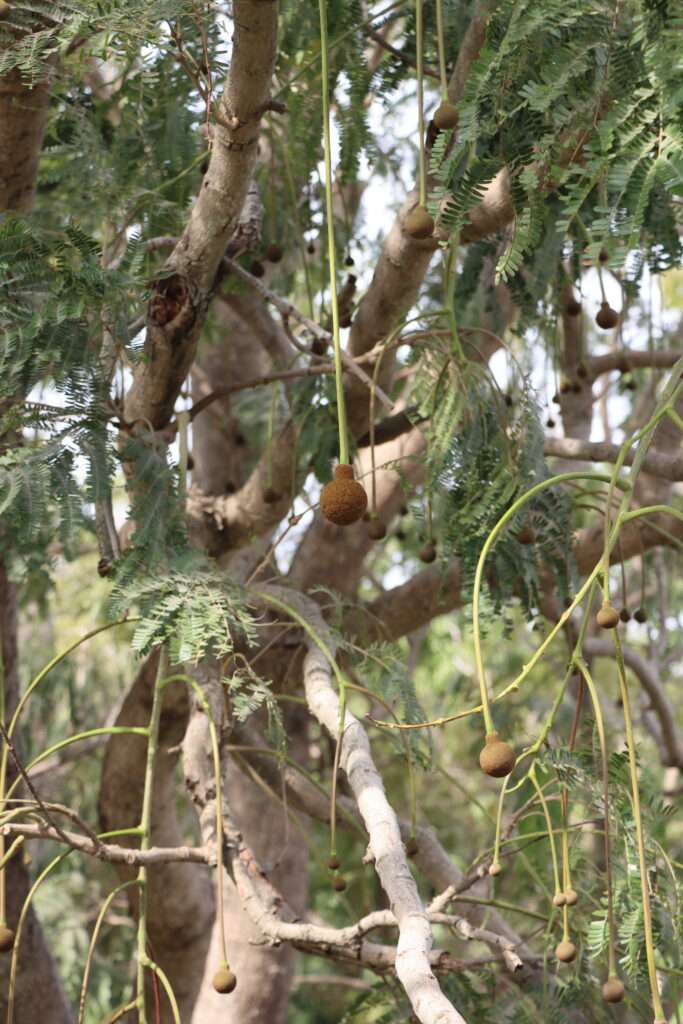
[{"x1": 1, "y1": 1, "x2": 682, "y2": 1022}]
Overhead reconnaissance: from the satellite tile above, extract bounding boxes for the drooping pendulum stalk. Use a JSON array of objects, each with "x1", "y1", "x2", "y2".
[
  {"x1": 612, "y1": 632, "x2": 666, "y2": 1022},
  {"x1": 530, "y1": 768, "x2": 565, "y2": 910},
  {"x1": 433, "y1": 0, "x2": 458, "y2": 131},
  {"x1": 576, "y1": 659, "x2": 625, "y2": 1004},
  {"x1": 595, "y1": 249, "x2": 619, "y2": 330},
  {"x1": 405, "y1": 0, "x2": 435, "y2": 240},
  {"x1": 317, "y1": 0, "x2": 367, "y2": 527},
  {"x1": 262, "y1": 384, "x2": 281, "y2": 505}
]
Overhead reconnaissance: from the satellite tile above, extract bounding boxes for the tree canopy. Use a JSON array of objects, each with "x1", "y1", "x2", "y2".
[{"x1": 1, "y1": 2, "x2": 683, "y2": 1023}]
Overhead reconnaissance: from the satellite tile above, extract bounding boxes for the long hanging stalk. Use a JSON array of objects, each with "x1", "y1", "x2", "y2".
[
  {"x1": 612, "y1": 631, "x2": 666, "y2": 1022},
  {"x1": 415, "y1": 0, "x2": 427, "y2": 207},
  {"x1": 435, "y1": 0, "x2": 448, "y2": 100},
  {"x1": 530, "y1": 767, "x2": 563, "y2": 908},
  {"x1": 318, "y1": 0, "x2": 349, "y2": 465},
  {"x1": 575, "y1": 659, "x2": 620, "y2": 986},
  {"x1": 135, "y1": 648, "x2": 174, "y2": 1024}
]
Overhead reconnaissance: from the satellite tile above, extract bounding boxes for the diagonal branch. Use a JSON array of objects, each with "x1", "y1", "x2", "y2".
[
  {"x1": 256, "y1": 585, "x2": 468, "y2": 1024},
  {"x1": 124, "y1": 3, "x2": 279, "y2": 429}
]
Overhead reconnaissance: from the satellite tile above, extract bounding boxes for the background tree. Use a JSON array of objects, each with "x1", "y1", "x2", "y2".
[{"x1": 1, "y1": 2, "x2": 683, "y2": 1023}]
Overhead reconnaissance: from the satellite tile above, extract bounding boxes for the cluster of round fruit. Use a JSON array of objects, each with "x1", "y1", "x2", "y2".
[{"x1": 247, "y1": 243, "x2": 284, "y2": 279}]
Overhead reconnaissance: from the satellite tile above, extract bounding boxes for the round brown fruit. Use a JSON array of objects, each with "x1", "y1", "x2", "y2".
[
  {"x1": 552, "y1": 892, "x2": 566, "y2": 908},
  {"x1": 559, "y1": 376, "x2": 571, "y2": 395},
  {"x1": 433, "y1": 102, "x2": 459, "y2": 131},
  {"x1": 311, "y1": 337, "x2": 327, "y2": 356},
  {"x1": 596, "y1": 302, "x2": 619, "y2": 330},
  {"x1": 405, "y1": 836, "x2": 419, "y2": 857},
  {"x1": 546, "y1": 417, "x2": 556, "y2": 428},
  {"x1": 249, "y1": 260, "x2": 265, "y2": 278},
  {"x1": 404, "y1": 205, "x2": 435, "y2": 240},
  {"x1": 212, "y1": 966, "x2": 237, "y2": 994},
  {"x1": 565, "y1": 298, "x2": 582, "y2": 316},
  {"x1": 262, "y1": 487, "x2": 280, "y2": 504},
  {"x1": 516, "y1": 523, "x2": 536, "y2": 545},
  {"x1": 555, "y1": 940, "x2": 577, "y2": 963},
  {"x1": 0, "y1": 2, "x2": 11, "y2": 18},
  {"x1": 564, "y1": 889, "x2": 578, "y2": 906},
  {"x1": 339, "y1": 312, "x2": 353, "y2": 329},
  {"x1": 488, "y1": 862, "x2": 502, "y2": 877},
  {"x1": 479, "y1": 733, "x2": 516, "y2": 779},
  {"x1": 0, "y1": 926, "x2": 14, "y2": 953},
  {"x1": 571, "y1": 382, "x2": 582, "y2": 394},
  {"x1": 320, "y1": 465, "x2": 368, "y2": 526},
  {"x1": 552, "y1": 392, "x2": 561, "y2": 405},
  {"x1": 264, "y1": 244, "x2": 283, "y2": 263},
  {"x1": 345, "y1": 255, "x2": 355, "y2": 267},
  {"x1": 332, "y1": 875, "x2": 347, "y2": 892},
  {"x1": 633, "y1": 607, "x2": 647, "y2": 623},
  {"x1": 596, "y1": 602, "x2": 620, "y2": 630},
  {"x1": 327, "y1": 855, "x2": 340, "y2": 871},
  {"x1": 602, "y1": 976, "x2": 625, "y2": 1003},
  {"x1": 367, "y1": 518, "x2": 387, "y2": 541},
  {"x1": 419, "y1": 542, "x2": 437, "y2": 564},
  {"x1": 619, "y1": 608, "x2": 631, "y2": 623},
  {"x1": 306, "y1": 242, "x2": 315, "y2": 255}
]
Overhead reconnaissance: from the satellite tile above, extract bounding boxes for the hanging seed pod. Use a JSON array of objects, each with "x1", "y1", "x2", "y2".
[
  {"x1": 212, "y1": 966, "x2": 237, "y2": 994},
  {"x1": 479, "y1": 733, "x2": 516, "y2": 778},
  {"x1": 596, "y1": 302, "x2": 619, "y2": 330},
  {"x1": 601, "y1": 976, "x2": 625, "y2": 1003},
  {"x1": 565, "y1": 298, "x2": 582, "y2": 316},
  {"x1": 419, "y1": 541, "x2": 436, "y2": 564},
  {"x1": 546, "y1": 417, "x2": 556, "y2": 428},
  {"x1": 249, "y1": 259, "x2": 265, "y2": 278},
  {"x1": 311, "y1": 337, "x2": 327, "y2": 356},
  {"x1": 564, "y1": 889, "x2": 578, "y2": 906},
  {"x1": 264, "y1": 244, "x2": 283, "y2": 263},
  {"x1": 404, "y1": 205, "x2": 435, "y2": 240},
  {"x1": 516, "y1": 523, "x2": 536, "y2": 545},
  {"x1": 306, "y1": 242, "x2": 315, "y2": 255},
  {"x1": 596, "y1": 602, "x2": 620, "y2": 629},
  {"x1": 555, "y1": 940, "x2": 577, "y2": 963},
  {"x1": 633, "y1": 607, "x2": 648, "y2": 623},
  {"x1": 433, "y1": 101, "x2": 459, "y2": 131},
  {"x1": 367, "y1": 517, "x2": 387, "y2": 541},
  {"x1": 344, "y1": 254, "x2": 355, "y2": 267},
  {"x1": 320, "y1": 464, "x2": 368, "y2": 526},
  {"x1": 488, "y1": 862, "x2": 502, "y2": 877},
  {"x1": 559, "y1": 376, "x2": 571, "y2": 395},
  {"x1": 332, "y1": 875, "x2": 347, "y2": 892},
  {"x1": 327, "y1": 855, "x2": 340, "y2": 871},
  {"x1": 619, "y1": 608, "x2": 631, "y2": 623},
  {"x1": 0, "y1": 926, "x2": 14, "y2": 953},
  {"x1": 0, "y1": 2, "x2": 11, "y2": 17},
  {"x1": 552, "y1": 892, "x2": 566, "y2": 908}
]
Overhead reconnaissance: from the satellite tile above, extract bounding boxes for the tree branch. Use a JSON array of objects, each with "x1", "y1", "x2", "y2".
[{"x1": 124, "y1": 3, "x2": 279, "y2": 428}]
